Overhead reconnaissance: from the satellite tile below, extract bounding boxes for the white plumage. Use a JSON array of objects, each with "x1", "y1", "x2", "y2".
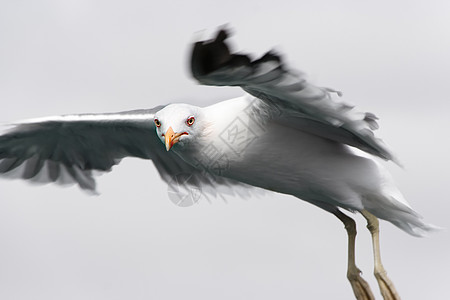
[
  {"x1": 0, "y1": 28, "x2": 437, "y2": 300},
  {"x1": 154, "y1": 95, "x2": 433, "y2": 237}
]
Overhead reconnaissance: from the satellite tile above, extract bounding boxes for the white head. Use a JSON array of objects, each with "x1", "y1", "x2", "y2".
[{"x1": 153, "y1": 103, "x2": 207, "y2": 151}]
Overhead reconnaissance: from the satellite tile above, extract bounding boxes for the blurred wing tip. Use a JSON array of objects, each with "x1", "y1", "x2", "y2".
[
  {"x1": 215, "y1": 28, "x2": 230, "y2": 41},
  {"x1": 391, "y1": 156, "x2": 404, "y2": 168},
  {"x1": 83, "y1": 187, "x2": 100, "y2": 196},
  {"x1": 191, "y1": 27, "x2": 287, "y2": 82}
]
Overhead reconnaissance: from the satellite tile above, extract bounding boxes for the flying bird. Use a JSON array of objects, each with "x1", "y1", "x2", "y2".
[{"x1": 0, "y1": 29, "x2": 436, "y2": 300}]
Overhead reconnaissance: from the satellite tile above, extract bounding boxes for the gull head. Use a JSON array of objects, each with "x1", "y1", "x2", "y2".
[{"x1": 154, "y1": 103, "x2": 207, "y2": 151}]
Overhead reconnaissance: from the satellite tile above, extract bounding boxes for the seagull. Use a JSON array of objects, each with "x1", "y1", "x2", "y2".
[{"x1": 0, "y1": 29, "x2": 436, "y2": 300}]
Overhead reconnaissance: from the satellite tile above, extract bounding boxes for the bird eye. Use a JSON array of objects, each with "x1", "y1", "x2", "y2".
[
  {"x1": 154, "y1": 119, "x2": 161, "y2": 127},
  {"x1": 186, "y1": 116, "x2": 195, "y2": 126}
]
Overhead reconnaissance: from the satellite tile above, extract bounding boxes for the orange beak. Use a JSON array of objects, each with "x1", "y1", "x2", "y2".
[{"x1": 165, "y1": 126, "x2": 187, "y2": 151}]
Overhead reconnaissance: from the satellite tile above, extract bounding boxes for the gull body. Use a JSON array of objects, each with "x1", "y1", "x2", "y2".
[
  {"x1": 156, "y1": 96, "x2": 419, "y2": 236},
  {"x1": 0, "y1": 29, "x2": 437, "y2": 300}
]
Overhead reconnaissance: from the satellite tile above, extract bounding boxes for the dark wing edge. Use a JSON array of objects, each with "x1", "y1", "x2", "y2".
[
  {"x1": 0, "y1": 107, "x2": 165, "y2": 192},
  {"x1": 0, "y1": 106, "x2": 254, "y2": 198},
  {"x1": 191, "y1": 29, "x2": 400, "y2": 165}
]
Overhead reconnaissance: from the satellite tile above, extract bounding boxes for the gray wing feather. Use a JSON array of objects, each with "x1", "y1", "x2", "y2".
[
  {"x1": 191, "y1": 29, "x2": 399, "y2": 164},
  {"x1": 0, "y1": 106, "x2": 249, "y2": 196},
  {"x1": 0, "y1": 107, "x2": 191, "y2": 191}
]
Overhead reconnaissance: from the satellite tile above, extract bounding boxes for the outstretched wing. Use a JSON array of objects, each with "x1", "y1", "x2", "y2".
[
  {"x1": 0, "y1": 107, "x2": 200, "y2": 192},
  {"x1": 191, "y1": 29, "x2": 399, "y2": 164},
  {"x1": 0, "y1": 106, "x2": 252, "y2": 197}
]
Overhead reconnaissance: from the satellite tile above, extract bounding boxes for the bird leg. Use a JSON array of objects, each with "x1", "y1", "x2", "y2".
[
  {"x1": 333, "y1": 210, "x2": 375, "y2": 300},
  {"x1": 360, "y1": 210, "x2": 400, "y2": 300}
]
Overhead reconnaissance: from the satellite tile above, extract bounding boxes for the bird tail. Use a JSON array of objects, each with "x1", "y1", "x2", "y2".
[{"x1": 362, "y1": 193, "x2": 442, "y2": 237}]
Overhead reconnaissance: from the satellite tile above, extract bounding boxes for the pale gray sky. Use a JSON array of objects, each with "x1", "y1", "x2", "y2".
[{"x1": 0, "y1": 1, "x2": 449, "y2": 299}]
